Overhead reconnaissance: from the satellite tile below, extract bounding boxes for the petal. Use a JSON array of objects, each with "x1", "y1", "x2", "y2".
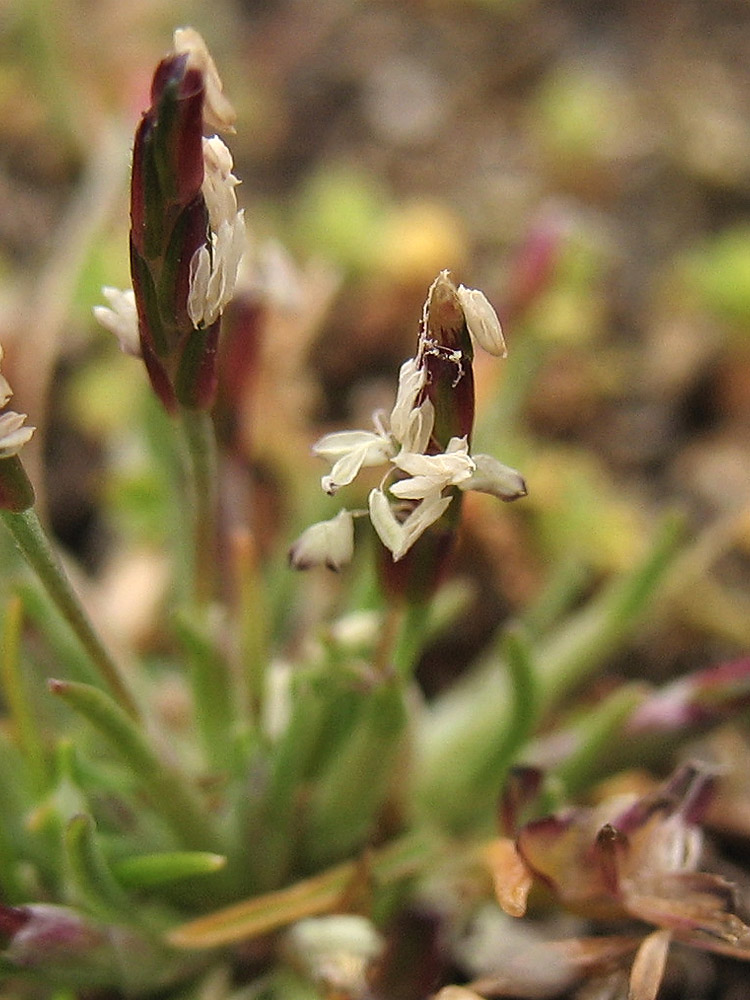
[
  {"x1": 315, "y1": 430, "x2": 394, "y2": 494},
  {"x1": 399, "y1": 397, "x2": 434, "y2": 455},
  {"x1": 321, "y1": 440, "x2": 392, "y2": 494},
  {"x1": 393, "y1": 492, "x2": 452, "y2": 560},
  {"x1": 313, "y1": 430, "x2": 391, "y2": 461},
  {"x1": 368, "y1": 487, "x2": 404, "y2": 555},
  {"x1": 395, "y1": 438, "x2": 474, "y2": 486},
  {"x1": 458, "y1": 453, "x2": 528, "y2": 501},
  {"x1": 93, "y1": 287, "x2": 141, "y2": 357},
  {"x1": 0, "y1": 411, "x2": 35, "y2": 458},
  {"x1": 0, "y1": 374, "x2": 12, "y2": 408},
  {"x1": 389, "y1": 357, "x2": 425, "y2": 443},
  {"x1": 201, "y1": 136, "x2": 240, "y2": 230},
  {"x1": 390, "y1": 475, "x2": 442, "y2": 500},
  {"x1": 322, "y1": 448, "x2": 370, "y2": 494},
  {"x1": 187, "y1": 246, "x2": 212, "y2": 326},
  {"x1": 370, "y1": 486, "x2": 453, "y2": 560},
  {"x1": 456, "y1": 284, "x2": 507, "y2": 357}
]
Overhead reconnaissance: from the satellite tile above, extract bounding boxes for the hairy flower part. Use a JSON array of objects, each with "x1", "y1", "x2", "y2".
[
  {"x1": 172, "y1": 27, "x2": 236, "y2": 133},
  {"x1": 288, "y1": 509, "x2": 354, "y2": 571},
  {"x1": 292, "y1": 273, "x2": 525, "y2": 568},
  {"x1": 93, "y1": 287, "x2": 141, "y2": 357}
]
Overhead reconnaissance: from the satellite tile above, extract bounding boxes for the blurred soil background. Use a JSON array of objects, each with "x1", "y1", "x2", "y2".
[{"x1": 2, "y1": 0, "x2": 750, "y2": 993}]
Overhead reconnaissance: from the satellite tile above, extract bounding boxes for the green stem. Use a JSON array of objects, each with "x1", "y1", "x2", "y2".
[
  {"x1": 537, "y1": 512, "x2": 684, "y2": 713},
  {"x1": 178, "y1": 407, "x2": 218, "y2": 607},
  {"x1": 1, "y1": 508, "x2": 139, "y2": 719}
]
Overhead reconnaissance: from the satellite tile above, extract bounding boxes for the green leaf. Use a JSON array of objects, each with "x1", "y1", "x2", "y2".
[
  {"x1": 49, "y1": 680, "x2": 223, "y2": 853},
  {"x1": 63, "y1": 814, "x2": 142, "y2": 925},
  {"x1": 113, "y1": 851, "x2": 226, "y2": 889}
]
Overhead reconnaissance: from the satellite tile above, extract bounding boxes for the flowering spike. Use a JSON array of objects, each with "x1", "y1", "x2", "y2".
[
  {"x1": 99, "y1": 29, "x2": 244, "y2": 411},
  {"x1": 292, "y1": 271, "x2": 526, "y2": 583}
]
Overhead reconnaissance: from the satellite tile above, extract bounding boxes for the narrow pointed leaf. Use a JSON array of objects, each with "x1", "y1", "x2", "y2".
[
  {"x1": 113, "y1": 852, "x2": 226, "y2": 889},
  {"x1": 48, "y1": 680, "x2": 222, "y2": 852}
]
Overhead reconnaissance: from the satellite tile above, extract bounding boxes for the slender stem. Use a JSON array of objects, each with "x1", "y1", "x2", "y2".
[
  {"x1": 178, "y1": 407, "x2": 219, "y2": 607},
  {"x1": 1, "y1": 508, "x2": 139, "y2": 719}
]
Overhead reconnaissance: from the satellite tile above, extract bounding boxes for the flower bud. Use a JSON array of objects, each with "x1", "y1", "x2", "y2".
[
  {"x1": 458, "y1": 453, "x2": 527, "y2": 501},
  {"x1": 289, "y1": 509, "x2": 355, "y2": 571},
  {"x1": 456, "y1": 284, "x2": 507, "y2": 357}
]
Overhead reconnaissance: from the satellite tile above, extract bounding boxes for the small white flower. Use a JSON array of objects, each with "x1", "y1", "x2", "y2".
[
  {"x1": 93, "y1": 287, "x2": 141, "y2": 357},
  {"x1": 288, "y1": 509, "x2": 355, "y2": 571},
  {"x1": 313, "y1": 429, "x2": 395, "y2": 495},
  {"x1": 312, "y1": 358, "x2": 435, "y2": 496},
  {"x1": 187, "y1": 213, "x2": 246, "y2": 328},
  {"x1": 391, "y1": 436, "x2": 475, "y2": 499},
  {"x1": 456, "y1": 284, "x2": 507, "y2": 357},
  {"x1": 187, "y1": 137, "x2": 245, "y2": 328},
  {"x1": 458, "y1": 453, "x2": 527, "y2": 501},
  {"x1": 201, "y1": 136, "x2": 241, "y2": 232},
  {"x1": 173, "y1": 27, "x2": 236, "y2": 133}
]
